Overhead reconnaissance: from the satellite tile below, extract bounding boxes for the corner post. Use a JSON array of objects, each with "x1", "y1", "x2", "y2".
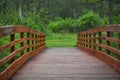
[
  {"x1": 20, "y1": 32, "x2": 24, "y2": 56},
  {"x1": 27, "y1": 33, "x2": 30, "y2": 52},
  {"x1": 98, "y1": 32, "x2": 102, "y2": 51},
  {"x1": 106, "y1": 31, "x2": 110, "y2": 55},
  {"x1": 10, "y1": 34, "x2": 15, "y2": 63}
]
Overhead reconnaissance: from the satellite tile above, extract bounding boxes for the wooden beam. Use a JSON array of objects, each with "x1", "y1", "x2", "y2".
[
  {"x1": 32, "y1": 34, "x2": 34, "y2": 50},
  {"x1": 118, "y1": 32, "x2": 120, "y2": 60},
  {"x1": 107, "y1": 31, "x2": 111, "y2": 55},
  {"x1": 98, "y1": 32, "x2": 102, "y2": 51},
  {"x1": 10, "y1": 34, "x2": 15, "y2": 63},
  {"x1": 20, "y1": 32, "x2": 24, "y2": 56},
  {"x1": 27, "y1": 33, "x2": 30, "y2": 52},
  {"x1": 89, "y1": 34, "x2": 91, "y2": 48},
  {"x1": 93, "y1": 33, "x2": 96, "y2": 50}
]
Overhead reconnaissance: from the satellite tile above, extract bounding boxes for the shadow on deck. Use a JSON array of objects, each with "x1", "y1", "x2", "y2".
[{"x1": 11, "y1": 48, "x2": 120, "y2": 80}]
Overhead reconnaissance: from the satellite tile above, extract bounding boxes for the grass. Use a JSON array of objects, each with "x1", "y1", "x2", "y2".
[{"x1": 46, "y1": 33, "x2": 77, "y2": 47}]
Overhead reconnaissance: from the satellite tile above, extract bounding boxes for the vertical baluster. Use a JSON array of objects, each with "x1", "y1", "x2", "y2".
[
  {"x1": 27, "y1": 33, "x2": 30, "y2": 52},
  {"x1": 39, "y1": 35, "x2": 41, "y2": 47},
  {"x1": 10, "y1": 34, "x2": 15, "y2": 63},
  {"x1": 119, "y1": 32, "x2": 120, "y2": 60},
  {"x1": 35, "y1": 34, "x2": 37, "y2": 49},
  {"x1": 78, "y1": 33, "x2": 79, "y2": 46},
  {"x1": 37, "y1": 35, "x2": 39, "y2": 49},
  {"x1": 107, "y1": 31, "x2": 110, "y2": 54},
  {"x1": 98, "y1": 32, "x2": 102, "y2": 51},
  {"x1": 85, "y1": 34, "x2": 87, "y2": 47},
  {"x1": 36, "y1": 34, "x2": 39, "y2": 49},
  {"x1": 84, "y1": 34, "x2": 85, "y2": 47},
  {"x1": 80, "y1": 34, "x2": 82, "y2": 46},
  {"x1": 32, "y1": 34, "x2": 34, "y2": 50},
  {"x1": 92, "y1": 34, "x2": 94, "y2": 48},
  {"x1": 42, "y1": 35, "x2": 43, "y2": 46},
  {"x1": 93, "y1": 33, "x2": 96, "y2": 50},
  {"x1": 44, "y1": 34, "x2": 46, "y2": 47},
  {"x1": 79, "y1": 34, "x2": 81, "y2": 46},
  {"x1": 84, "y1": 34, "x2": 86, "y2": 47},
  {"x1": 20, "y1": 32, "x2": 24, "y2": 56},
  {"x1": 86, "y1": 34, "x2": 88, "y2": 47},
  {"x1": 37, "y1": 34, "x2": 38, "y2": 49},
  {"x1": 38, "y1": 35, "x2": 40, "y2": 48},
  {"x1": 89, "y1": 34, "x2": 91, "y2": 48},
  {"x1": 41, "y1": 35, "x2": 43, "y2": 46},
  {"x1": 37, "y1": 35, "x2": 39, "y2": 48},
  {"x1": 82, "y1": 34, "x2": 84, "y2": 46}
]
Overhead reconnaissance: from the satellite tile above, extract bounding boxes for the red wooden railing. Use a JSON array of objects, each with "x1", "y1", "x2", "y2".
[
  {"x1": 1, "y1": 25, "x2": 120, "y2": 80},
  {"x1": 78, "y1": 25, "x2": 120, "y2": 72},
  {"x1": 0, "y1": 25, "x2": 46, "y2": 80}
]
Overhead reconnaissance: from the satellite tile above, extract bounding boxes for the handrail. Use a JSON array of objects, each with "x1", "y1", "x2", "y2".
[
  {"x1": 0, "y1": 25, "x2": 46, "y2": 80},
  {"x1": 78, "y1": 24, "x2": 120, "y2": 72}
]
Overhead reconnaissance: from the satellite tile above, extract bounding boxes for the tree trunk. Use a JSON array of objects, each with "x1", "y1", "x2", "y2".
[
  {"x1": 19, "y1": 0, "x2": 22, "y2": 23},
  {"x1": 73, "y1": 9, "x2": 77, "y2": 19},
  {"x1": 50, "y1": 0, "x2": 54, "y2": 21},
  {"x1": 108, "y1": 0, "x2": 113, "y2": 24},
  {"x1": 2, "y1": 1, "x2": 6, "y2": 24},
  {"x1": 100, "y1": 0, "x2": 104, "y2": 18},
  {"x1": 3, "y1": 1, "x2": 6, "y2": 15}
]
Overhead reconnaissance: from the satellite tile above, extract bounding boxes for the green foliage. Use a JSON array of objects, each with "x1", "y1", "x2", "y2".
[
  {"x1": 76, "y1": 11, "x2": 104, "y2": 31},
  {"x1": 114, "y1": 15, "x2": 120, "y2": 24},
  {"x1": 39, "y1": 8, "x2": 50, "y2": 24},
  {"x1": 54, "y1": 16, "x2": 64, "y2": 21},
  {"x1": 48, "y1": 18, "x2": 76, "y2": 33},
  {"x1": 0, "y1": 12, "x2": 19, "y2": 26},
  {"x1": 48, "y1": 11, "x2": 107, "y2": 33},
  {"x1": 23, "y1": 13, "x2": 44, "y2": 31},
  {"x1": 102, "y1": 16, "x2": 109, "y2": 25}
]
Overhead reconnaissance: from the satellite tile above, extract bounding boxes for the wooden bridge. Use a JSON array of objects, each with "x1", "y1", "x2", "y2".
[{"x1": 0, "y1": 25, "x2": 120, "y2": 80}]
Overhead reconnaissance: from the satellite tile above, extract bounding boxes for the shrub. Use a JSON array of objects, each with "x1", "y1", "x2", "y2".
[
  {"x1": 114, "y1": 15, "x2": 120, "y2": 24},
  {"x1": 76, "y1": 11, "x2": 104, "y2": 31},
  {"x1": 23, "y1": 14, "x2": 44, "y2": 31},
  {"x1": 47, "y1": 11, "x2": 107, "y2": 33},
  {"x1": 54, "y1": 16, "x2": 64, "y2": 21},
  {"x1": 47, "y1": 18, "x2": 76, "y2": 33}
]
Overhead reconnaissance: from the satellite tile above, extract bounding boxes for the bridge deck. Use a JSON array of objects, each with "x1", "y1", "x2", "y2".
[{"x1": 11, "y1": 48, "x2": 120, "y2": 80}]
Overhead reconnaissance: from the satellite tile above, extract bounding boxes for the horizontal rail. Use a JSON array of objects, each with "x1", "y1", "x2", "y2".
[
  {"x1": 0, "y1": 38, "x2": 45, "y2": 51},
  {"x1": 78, "y1": 25, "x2": 120, "y2": 72},
  {"x1": 78, "y1": 41, "x2": 120, "y2": 55},
  {"x1": 79, "y1": 24, "x2": 120, "y2": 34},
  {"x1": 0, "y1": 26, "x2": 45, "y2": 37},
  {"x1": 0, "y1": 25, "x2": 46, "y2": 80}
]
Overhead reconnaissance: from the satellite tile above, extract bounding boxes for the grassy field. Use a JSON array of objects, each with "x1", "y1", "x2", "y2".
[{"x1": 46, "y1": 33, "x2": 77, "y2": 47}]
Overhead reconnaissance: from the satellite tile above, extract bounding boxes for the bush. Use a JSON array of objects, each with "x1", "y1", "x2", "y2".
[
  {"x1": 76, "y1": 11, "x2": 104, "y2": 31},
  {"x1": 54, "y1": 16, "x2": 64, "y2": 21},
  {"x1": 114, "y1": 15, "x2": 120, "y2": 24},
  {"x1": 102, "y1": 16, "x2": 109, "y2": 25},
  {"x1": 48, "y1": 11, "x2": 105, "y2": 33},
  {"x1": 47, "y1": 18, "x2": 76, "y2": 33},
  {"x1": 23, "y1": 14, "x2": 44, "y2": 31}
]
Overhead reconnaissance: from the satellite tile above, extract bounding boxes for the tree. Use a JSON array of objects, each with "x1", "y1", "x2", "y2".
[
  {"x1": 19, "y1": 0, "x2": 22, "y2": 23},
  {"x1": 108, "y1": 0, "x2": 113, "y2": 24}
]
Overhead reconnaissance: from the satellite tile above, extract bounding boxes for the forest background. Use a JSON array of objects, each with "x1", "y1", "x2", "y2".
[{"x1": 0, "y1": 0, "x2": 120, "y2": 47}]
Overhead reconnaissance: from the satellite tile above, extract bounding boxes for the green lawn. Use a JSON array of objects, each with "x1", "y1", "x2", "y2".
[{"x1": 46, "y1": 33, "x2": 77, "y2": 47}]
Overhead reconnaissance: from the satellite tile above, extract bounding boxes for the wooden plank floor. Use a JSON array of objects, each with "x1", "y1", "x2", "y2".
[{"x1": 11, "y1": 48, "x2": 120, "y2": 80}]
